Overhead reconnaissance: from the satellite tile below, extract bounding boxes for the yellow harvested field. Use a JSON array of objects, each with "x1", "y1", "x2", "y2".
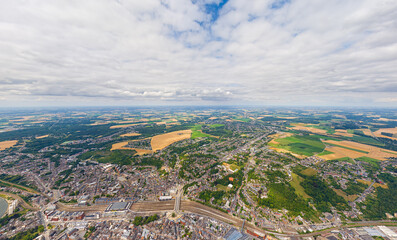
[
  {"x1": 269, "y1": 146, "x2": 306, "y2": 159},
  {"x1": 373, "y1": 128, "x2": 397, "y2": 141},
  {"x1": 322, "y1": 146, "x2": 366, "y2": 160},
  {"x1": 209, "y1": 117, "x2": 217, "y2": 120},
  {"x1": 36, "y1": 135, "x2": 49, "y2": 139},
  {"x1": 333, "y1": 129, "x2": 353, "y2": 137},
  {"x1": 156, "y1": 122, "x2": 166, "y2": 125},
  {"x1": 277, "y1": 116, "x2": 297, "y2": 119},
  {"x1": 322, "y1": 140, "x2": 397, "y2": 160},
  {"x1": 268, "y1": 132, "x2": 293, "y2": 145},
  {"x1": 120, "y1": 133, "x2": 141, "y2": 137},
  {"x1": 361, "y1": 128, "x2": 374, "y2": 137},
  {"x1": 0, "y1": 140, "x2": 18, "y2": 150},
  {"x1": 288, "y1": 123, "x2": 327, "y2": 134},
  {"x1": 377, "y1": 118, "x2": 397, "y2": 122},
  {"x1": 133, "y1": 148, "x2": 153, "y2": 155},
  {"x1": 357, "y1": 179, "x2": 388, "y2": 189},
  {"x1": 111, "y1": 142, "x2": 152, "y2": 155},
  {"x1": 151, "y1": 130, "x2": 192, "y2": 152},
  {"x1": 111, "y1": 142, "x2": 129, "y2": 150},
  {"x1": 90, "y1": 122, "x2": 108, "y2": 126},
  {"x1": 110, "y1": 123, "x2": 147, "y2": 129}
]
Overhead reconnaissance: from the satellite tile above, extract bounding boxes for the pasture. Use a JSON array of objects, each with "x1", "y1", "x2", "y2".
[{"x1": 268, "y1": 134, "x2": 325, "y2": 156}]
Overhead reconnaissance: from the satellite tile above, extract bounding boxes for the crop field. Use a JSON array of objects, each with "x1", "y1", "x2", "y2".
[
  {"x1": 133, "y1": 148, "x2": 153, "y2": 155},
  {"x1": 112, "y1": 130, "x2": 191, "y2": 154},
  {"x1": 373, "y1": 127, "x2": 397, "y2": 140},
  {"x1": 111, "y1": 141, "x2": 130, "y2": 151},
  {"x1": 0, "y1": 140, "x2": 18, "y2": 150},
  {"x1": 333, "y1": 129, "x2": 354, "y2": 137},
  {"x1": 120, "y1": 133, "x2": 141, "y2": 137},
  {"x1": 321, "y1": 140, "x2": 397, "y2": 160},
  {"x1": 268, "y1": 134, "x2": 325, "y2": 156},
  {"x1": 288, "y1": 123, "x2": 328, "y2": 135},
  {"x1": 361, "y1": 128, "x2": 375, "y2": 137},
  {"x1": 36, "y1": 135, "x2": 49, "y2": 139},
  {"x1": 151, "y1": 130, "x2": 192, "y2": 152}
]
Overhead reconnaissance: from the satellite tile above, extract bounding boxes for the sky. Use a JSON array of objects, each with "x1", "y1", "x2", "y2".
[{"x1": 0, "y1": 0, "x2": 396, "y2": 107}]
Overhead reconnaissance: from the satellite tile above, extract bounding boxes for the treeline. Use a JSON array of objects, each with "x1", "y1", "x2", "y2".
[
  {"x1": 133, "y1": 214, "x2": 159, "y2": 226},
  {"x1": 0, "y1": 174, "x2": 37, "y2": 191},
  {"x1": 361, "y1": 173, "x2": 397, "y2": 220},
  {"x1": 9, "y1": 225, "x2": 45, "y2": 240},
  {"x1": 259, "y1": 182, "x2": 313, "y2": 216},
  {"x1": 199, "y1": 190, "x2": 225, "y2": 205},
  {"x1": 300, "y1": 176, "x2": 349, "y2": 212}
]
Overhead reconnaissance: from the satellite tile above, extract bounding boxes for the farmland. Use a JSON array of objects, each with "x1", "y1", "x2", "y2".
[
  {"x1": 151, "y1": 130, "x2": 191, "y2": 152},
  {"x1": 268, "y1": 134, "x2": 325, "y2": 156},
  {"x1": 320, "y1": 140, "x2": 397, "y2": 161},
  {"x1": 0, "y1": 140, "x2": 18, "y2": 150},
  {"x1": 120, "y1": 133, "x2": 141, "y2": 137}
]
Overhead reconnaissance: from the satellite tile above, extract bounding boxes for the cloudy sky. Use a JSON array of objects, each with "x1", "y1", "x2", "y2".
[{"x1": 0, "y1": 0, "x2": 396, "y2": 107}]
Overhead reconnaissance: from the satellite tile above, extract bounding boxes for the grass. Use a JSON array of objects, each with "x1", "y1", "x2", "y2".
[
  {"x1": 210, "y1": 124, "x2": 224, "y2": 128},
  {"x1": 290, "y1": 173, "x2": 311, "y2": 199},
  {"x1": 326, "y1": 142, "x2": 369, "y2": 154},
  {"x1": 346, "y1": 135, "x2": 384, "y2": 147},
  {"x1": 269, "y1": 134, "x2": 325, "y2": 156},
  {"x1": 333, "y1": 189, "x2": 358, "y2": 202},
  {"x1": 356, "y1": 156, "x2": 380, "y2": 167},
  {"x1": 233, "y1": 117, "x2": 251, "y2": 122},
  {"x1": 191, "y1": 130, "x2": 212, "y2": 139},
  {"x1": 229, "y1": 163, "x2": 240, "y2": 172},
  {"x1": 317, "y1": 150, "x2": 333, "y2": 156},
  {"x1": 191, "y1": 124, "x2": 213, "y2": 139},
  {"x1": 330, "y1": 157, "x2": 355, "y2": 164},
  {"x1": 216, "y1": 184, "x2": 231, "y2": 192},
  {"x1": 307, "y1": 124, "x2": 335, "y2": 134},
  {"x1": 300, "y1": 167, "x2": 317, "y2": 176}
]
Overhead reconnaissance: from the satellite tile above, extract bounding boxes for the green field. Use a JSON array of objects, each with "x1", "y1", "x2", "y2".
[
  {"x1": 317, "y1": 150, "x2": 334, "y2": 156},
  {"x1": 216, "y1": 184, "x2": 231, "y2": 192},
  {"x1": 300, "y1": 167, "x2": 317, "y2": 176},
  {"x1": 210, "y1": 124, "x2": 224, "y2": 128},
  {"x1": 191, "y1": 125, "x2": 212, "y2": 139},
  {"x1": 290, "y1": 173, "x2": 311, "y2": 199},
  {"x1": 307, "y1": 124, "x2": 335, "y2": 134},
  {"x1": 356, "y1": 156, "x2": 380, "y2": 167},
  {"x1": 269, "y1": 134, "x2": 325, "y2": 156},
  {"x1": 331, "y1": 157, "x2": 355, "y2": 164}
]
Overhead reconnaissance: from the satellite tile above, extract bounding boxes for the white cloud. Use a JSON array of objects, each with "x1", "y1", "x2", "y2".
[{"x1": 0, "y1": 0, "x2": 396, "y2": 107}]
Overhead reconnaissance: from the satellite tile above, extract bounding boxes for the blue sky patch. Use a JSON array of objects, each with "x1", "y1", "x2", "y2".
[
  {"x1": 204, "y1": 0, "x2": 229, "y2": 23},
  {"x1": 271, "y1": 0, "x2": 291, "y2": 9}
]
